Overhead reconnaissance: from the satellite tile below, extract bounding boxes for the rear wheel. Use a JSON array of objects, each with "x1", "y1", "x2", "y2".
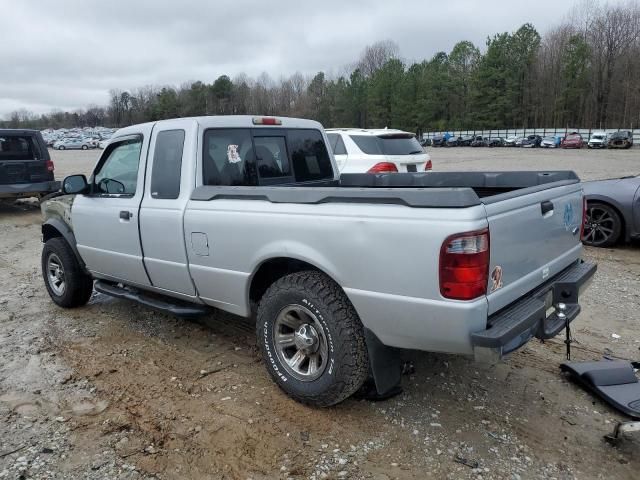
[
  {"x1": 58, "y1": 145, "x2": 65, "y2": 150},
  {"x1": 582, "y1": 202, "x2": 622, "y2": 247},
  {"x1": 42, "y1": 238, "x2": 93, "y2": 307},
  {"x1": 82, "y1": 145, "x2": 88, "y2": 150},
  {"x1": 257, "y1": 271, "x2": 369, "y2": 407}
]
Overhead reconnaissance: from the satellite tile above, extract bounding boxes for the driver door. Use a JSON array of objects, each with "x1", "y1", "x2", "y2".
[{"x1": 73, "y1": 129, "x2": 152, "y2": 286}]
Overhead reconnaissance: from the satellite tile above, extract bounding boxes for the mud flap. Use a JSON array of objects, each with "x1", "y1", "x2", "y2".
[
  {"x1": 561, "y1": 360, "x2": 640, "y2": 419},
  {"x1": 362, "y1": 328, "x2": 402, "y2": 399}
]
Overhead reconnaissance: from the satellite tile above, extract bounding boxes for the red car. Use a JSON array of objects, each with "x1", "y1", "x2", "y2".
[{"x1": 561, "y1": 133, "x2": 584, "y2": 149}]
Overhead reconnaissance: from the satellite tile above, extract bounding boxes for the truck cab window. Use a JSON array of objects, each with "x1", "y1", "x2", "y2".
[
  {"x1": 93, "y1": 138, "x2": 142, "y2": 195},
  {"x1": 253, "y1": 136, "x2": 291, "y2": 179},
  {"x1": 203, "y1": 129, "x2": 258, "y2": 186},
  {"x1": 288, "y1": 129, "x2": 333, "y2": 182},
  {"x1": 151, "y1": 129, "x2": 185, "y2": 199}
]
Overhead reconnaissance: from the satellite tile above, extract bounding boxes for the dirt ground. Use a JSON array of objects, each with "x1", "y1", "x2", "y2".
[{"x1": 1, "y1": 147, "x2": 639, "y2": 479}]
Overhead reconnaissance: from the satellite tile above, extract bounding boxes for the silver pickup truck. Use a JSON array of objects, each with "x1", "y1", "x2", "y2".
[{"x1": 41, "y1": 116, "x2": 596, "y2": 406}]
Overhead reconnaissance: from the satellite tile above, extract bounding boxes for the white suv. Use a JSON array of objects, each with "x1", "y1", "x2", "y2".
[{"x1": 326, "y1": 128, "x2": 432, "y2": 173}]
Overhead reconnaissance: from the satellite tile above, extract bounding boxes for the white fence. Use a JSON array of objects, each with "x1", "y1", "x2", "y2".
[{"x1": 422, "y1": 127, "x2": 638, "y2": 145}]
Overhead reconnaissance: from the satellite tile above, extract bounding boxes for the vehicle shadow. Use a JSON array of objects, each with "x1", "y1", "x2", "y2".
[{"x1": 0, "y1": 199, "x2": 41, "y2": 224}]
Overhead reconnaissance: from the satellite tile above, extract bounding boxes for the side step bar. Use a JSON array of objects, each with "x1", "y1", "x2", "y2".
[{"x1": 94, "y1": 281, "x2": 209, "y2": 318}]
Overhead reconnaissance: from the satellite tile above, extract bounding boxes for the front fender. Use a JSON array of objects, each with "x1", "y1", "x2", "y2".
[{"x1": 41, "y1": 194, "x2": 87, "y2": 272}]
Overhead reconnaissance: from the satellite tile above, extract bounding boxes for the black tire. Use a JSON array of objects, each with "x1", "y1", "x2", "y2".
[
  {"x1": 582, "y1": 202, "x2": 623, "y2": 247},
  {"x1": 82, "y1": 145, "x2": 88, "y2": 150},
  {"x1": 58, "y1": 145, "x2": 65, "y2": 150},
  {"x1": 257, "y1": 270, "x2": 369, "y2": 407},
  {"x1": 42, "y1": 237, "x2": 93, "y2": 307}
]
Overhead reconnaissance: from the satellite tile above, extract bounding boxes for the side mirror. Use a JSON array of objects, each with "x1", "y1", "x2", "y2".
[{"x1": 62, "y1": 175, "x2": 89, "y2": 195}]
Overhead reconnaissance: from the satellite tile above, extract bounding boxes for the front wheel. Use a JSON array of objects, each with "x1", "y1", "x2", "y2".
[
  {"x1": 582, "y1": 202, "x2": 622, "y2": 247},
  {"x1": 58, "y1": 145, "x2": 65, "y2": 150},
  {"x1": 257, "y1": 271, "x2": 369, "y2": 407},
  {"x1": 81, "y1": 145, "x2": 88, "y2": 150},
  {"x1": 42, "y1": 237, "x2": 93, "y2": 307}
]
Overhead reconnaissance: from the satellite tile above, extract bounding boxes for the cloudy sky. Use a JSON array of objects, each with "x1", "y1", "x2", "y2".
[{"x1": 0, "y1": 0, "x2": 604, "y2": 118}]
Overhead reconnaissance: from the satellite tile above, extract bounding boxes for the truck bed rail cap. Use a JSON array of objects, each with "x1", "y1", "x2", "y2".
[{"x1": 190, "y1": 186, "x2": 482, "y2": 208}]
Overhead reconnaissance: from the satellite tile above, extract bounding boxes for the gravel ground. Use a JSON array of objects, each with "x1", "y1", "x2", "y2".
[{"x1": 0, "y1": 147, "x2": 639, "y2": 479}]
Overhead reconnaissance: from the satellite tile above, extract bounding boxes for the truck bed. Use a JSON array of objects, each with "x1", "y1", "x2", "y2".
[{"x1": 191, "y1": 171, "x2": 580, "y2": 208}]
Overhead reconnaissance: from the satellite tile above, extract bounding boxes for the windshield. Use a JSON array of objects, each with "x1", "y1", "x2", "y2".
[{"x1": 350, "y1": 134, "x2": 423, "y2": 155}]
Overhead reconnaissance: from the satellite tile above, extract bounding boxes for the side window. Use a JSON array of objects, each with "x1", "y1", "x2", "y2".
[
  {"x1": 253, "y1": 136, "x2": 291, "y2": 179},
  {"x1": 350, "y1": 135, "x2": 382, "y2": 155},
  {"x1": 150, "y1": 130, "x2": 185, "y2": 199},
  {"x1": 203, "y1": 129, "x2": 257, "y2": 186},
  {"x1": 288, "y1": 129, "x2": 333, "y2": 182},
  {"x1": 93, "y1": 137, "x2": 142, "y2": 195},
  {"x1": 327, "y1": 133, "x2": 347, "y2": 155}
]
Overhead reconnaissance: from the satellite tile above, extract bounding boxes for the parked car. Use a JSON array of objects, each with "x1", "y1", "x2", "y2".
[
  {"x1": 53, "y1": 138, "x2": 95, "y2": 150},
  {"x1": 540, "y1": 136, "x2": 558, "y2": 148},
  {"x1": 582, "y1": 174, "x2": 640, "y2": 247},
  {"x1": 431, "y1": 135, "x2": 446, "y2": 147},
  {"x1": 607, "y1": 131, "x2": 633, "y2": 149},
  {"x1": 445, "y1": 136, "x2": 460, "y2": 147},
  {"x1": 514, "y1": 137, "x2": 527, "y2": 147},
  {"x1": 486, "y1": 137, "x2": 504, "y2": 147},
  {"x1": 458, "y1": 135, "x2": 475, "y2": 147},
  {"x1": 587, "y1": 132, "x2": 608, "y2": 149},
  {"x1": 326, "y1": 128, "x2": 432, "y2": 173},
  {"x1": 504, "y1": 136, "x2": 522, "y2": 147},
  {"x1": 470, "y1": 136, "x2": 487, "y2": 147},
  {"x1": 561, "y1": 133, "x2": 583, "y2": 149},
  {"x1": 0, "y1": 129, "x2": 59, "y2": 200},
  {"x1": 40, "y1": 115, "x2": 595, "y2": 406},
  {"x1": 521, "y1": 135, "x2": 542, "y2": 148},
  {"x1": 420, "y1": 138, "x2": 432, "y2": 147}
]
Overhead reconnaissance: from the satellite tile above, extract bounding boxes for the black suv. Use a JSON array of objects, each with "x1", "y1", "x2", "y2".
[{"x1": 0, "y1": 129, "x2": 59, "y2": 200}]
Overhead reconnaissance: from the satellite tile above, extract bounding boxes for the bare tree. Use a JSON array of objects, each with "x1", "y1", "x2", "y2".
[{"x1": 356, "y1": 40, "x2": 400, "y2": 77}]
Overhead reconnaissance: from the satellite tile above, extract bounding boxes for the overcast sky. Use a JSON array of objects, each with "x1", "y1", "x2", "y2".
[{"x1": 0, "y1": 0, "x2": 608, "y2": 119}]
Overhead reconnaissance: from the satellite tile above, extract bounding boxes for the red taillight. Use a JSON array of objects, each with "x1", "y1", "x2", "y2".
[
  {"x1": 252, "y1": 117, "x2": 281, "y2": 125},
  {"x1": 367, "y1": 162, "x2": 398, "y2": 173},
  {"x1": 46, "y1": 160, "x2": 54, "y2": 172},
  {"x1": 439, "y1": 229, "x2": 490, "y2": 300},
  {"x1": 580, "y1": 196, "x2": 587, "y2": 239},
  {"x1": 424, "y1": 159, "x2": 433, "y2": 171}
]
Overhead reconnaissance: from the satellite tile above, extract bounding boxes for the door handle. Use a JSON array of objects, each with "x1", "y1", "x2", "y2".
[
  {"x1": 541, "y1": 201, "x2": 554, "y2": 215},
  {"x1": 119, "y1": 210, "x2": 132, "y2": 220}
]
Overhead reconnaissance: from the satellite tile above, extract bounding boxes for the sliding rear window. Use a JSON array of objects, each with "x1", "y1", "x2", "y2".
[
  {"x1": 0, "y1": 135, "x2": 41, "y2": 161},
  {"x1": 203, "y1": 128, "x2": 333, "y2": 186}
]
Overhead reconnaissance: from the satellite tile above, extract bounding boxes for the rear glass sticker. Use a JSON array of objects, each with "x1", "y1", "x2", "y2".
[
  {"x1": 227, "y1": 144, "x2": 241, "y2": 164},
  {"x1": 490, "y1": 266, "x2": 503, "y2": 292}
]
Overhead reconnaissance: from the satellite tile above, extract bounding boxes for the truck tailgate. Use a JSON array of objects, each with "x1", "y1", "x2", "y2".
[{"x1": 484, "y1": 183, "x2": 584, "y2": 315}]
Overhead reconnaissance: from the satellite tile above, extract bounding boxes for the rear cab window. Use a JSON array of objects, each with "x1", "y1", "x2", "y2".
[{"x1": 203, "y1": 128, "x2": 333, "y2": 186}]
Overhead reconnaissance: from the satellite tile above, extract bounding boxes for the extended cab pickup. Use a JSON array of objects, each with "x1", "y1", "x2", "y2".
[{"x1": 41, "y1": 116, "x2": 596, "y2": 406}]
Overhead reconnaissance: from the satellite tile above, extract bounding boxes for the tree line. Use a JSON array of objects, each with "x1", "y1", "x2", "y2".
[{"x1": 3, "y1": 1, "x2": 639, "y2": 134}]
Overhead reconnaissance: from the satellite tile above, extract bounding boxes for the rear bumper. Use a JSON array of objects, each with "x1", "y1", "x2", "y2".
[
  {"x1": 471, "y1": 260, "x2": 597, "y2": 362},
  {"x1": 0, "y1": 180, "x2": 60, "y2": 199}
]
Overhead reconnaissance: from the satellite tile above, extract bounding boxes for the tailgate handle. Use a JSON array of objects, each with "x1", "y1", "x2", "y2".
[{"x1": 541, "y1": 201, "x2": 554, "y2": 215}]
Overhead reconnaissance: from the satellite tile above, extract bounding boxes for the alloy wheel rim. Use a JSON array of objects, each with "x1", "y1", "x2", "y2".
[
  {"x1": 583, "y1": 207, "x2": 615, "y2": 245},
  {"x1": 273, "y1": 305, "x2": 329, "y2": 382},
  {"x1": 47, "y1": 253, "x2": 66, "y2": 296}
]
